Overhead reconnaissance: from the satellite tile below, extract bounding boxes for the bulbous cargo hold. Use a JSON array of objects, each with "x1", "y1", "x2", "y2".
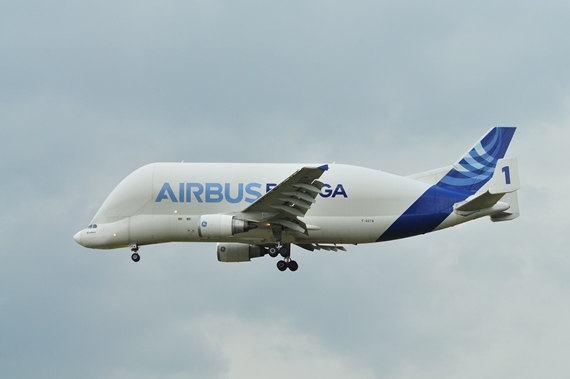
[{"x1": 72, "y1": 127, "x2": 520, "y2": 272}]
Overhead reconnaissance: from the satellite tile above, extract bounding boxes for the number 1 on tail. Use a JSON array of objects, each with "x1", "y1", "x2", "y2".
[{"x1": 502, "y1": 166, "x2": 511, "y2": 185}]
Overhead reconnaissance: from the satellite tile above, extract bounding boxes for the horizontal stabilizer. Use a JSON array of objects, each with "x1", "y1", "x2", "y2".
[
  {"x1": 453, "y1": 157, "x2": 520, "y2": 220},
  {"x1": 491, "y1": 191, "x2": 520, "y2": 222},
  {"x1": 454, "y1": 191, "x2": 509, "y2": 215}
]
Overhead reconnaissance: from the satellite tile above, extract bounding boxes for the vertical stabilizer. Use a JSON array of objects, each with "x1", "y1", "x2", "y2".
[
  {"x1": 379, "y1": 127, "x2": 517, "y2": 241},
  {"x1": 436, "y1": 127, "x2": 516, "y2": 194}
]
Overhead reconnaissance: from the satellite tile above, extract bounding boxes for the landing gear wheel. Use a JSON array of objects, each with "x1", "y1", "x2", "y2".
[
  {"x1": 288, "y1": 260, "x2": 298, "y2": 271},
  {"x1": 279, "y1": 244, "x2": 290, "y2": 258},
  {"x1": 277, "y1": 260, "x2": 287, "y2": 271},
  {"x1": 131, "y1": 252, "x2": 140, "y2": 262},
  {"x1": 268, "y1": 247, "x2": 279, "y2": 258}
]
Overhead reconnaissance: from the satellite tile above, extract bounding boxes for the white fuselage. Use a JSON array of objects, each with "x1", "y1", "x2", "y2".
[
  {"x1": 73, "y1": 127, "x2": 519, "y2": 268},
  {"x1": 74, "y1": 162, "x2": 441, "y2": 249}
]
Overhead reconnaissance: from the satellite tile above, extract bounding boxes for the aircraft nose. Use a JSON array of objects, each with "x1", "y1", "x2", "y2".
[{"x1": 73, "y1": 231, "x2": 82, "y2": 245}]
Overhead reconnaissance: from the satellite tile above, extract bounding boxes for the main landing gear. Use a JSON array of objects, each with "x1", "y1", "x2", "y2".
[
  {"x1": 267, "y1": 244, "x2": 298, "y2": 272},
  {"x1": 130, "y1": 244, "x2": 140, "y2": 262},
  {"x1": 277, "y1": 259, "x2": 298, "y2": 272}
]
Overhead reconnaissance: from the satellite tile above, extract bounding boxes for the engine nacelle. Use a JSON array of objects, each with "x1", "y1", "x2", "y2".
[
  {"x1": 199, "y1": 214, "x2": 256, "y2": 238},
  {"x1": 217, "y1": 243, "x2": 264, "y2": 262}
]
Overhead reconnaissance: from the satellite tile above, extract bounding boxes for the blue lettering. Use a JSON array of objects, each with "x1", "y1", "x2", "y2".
[
  {"x1": 320, "y1": 184, "x2": 332, "y2": 198},
  {"x1": 225, "y1": 183, "x2": 244, "y2": 203},
  {"x1": 186, "y1": 183, "x2": 204, "y2": 202},
  {"x1": 332, "y1": 184, "x2": 348, "y2": 198},
  {"x1": 155, "y1": 181, "x2": 347, "y2": 203},
  {"x1": 155, "y1": 182, "x2": 178, "y2": 202},
  {"x1": 206, "y1": 183, "x2": 223, "y2": 202},
  {"x1": 245, "y1": 182, "x2": 262, "y2": 203}
]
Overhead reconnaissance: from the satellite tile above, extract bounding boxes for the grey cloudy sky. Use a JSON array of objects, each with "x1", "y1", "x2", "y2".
[{"x1": 1, "y1": 1, "x2": 570, "y2": 378}]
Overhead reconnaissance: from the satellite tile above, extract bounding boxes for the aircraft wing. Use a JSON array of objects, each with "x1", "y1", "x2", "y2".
[{"x1": 241, "y1": 164, "x2": 329, "y2": 234}]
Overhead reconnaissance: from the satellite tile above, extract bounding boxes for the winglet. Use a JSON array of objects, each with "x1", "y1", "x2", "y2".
[{"x1": 318, "y1": 164, "x2": 329, "y2": 171}]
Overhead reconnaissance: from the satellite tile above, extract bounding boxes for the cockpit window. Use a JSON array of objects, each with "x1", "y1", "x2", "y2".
[{"x1": 87, "y1": 224, "x2": 98, "y2": 229}]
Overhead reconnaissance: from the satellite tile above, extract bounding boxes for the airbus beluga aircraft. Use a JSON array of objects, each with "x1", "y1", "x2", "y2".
[{"x1": 73, "y1": 127, "x2": 519, "y2": 271}]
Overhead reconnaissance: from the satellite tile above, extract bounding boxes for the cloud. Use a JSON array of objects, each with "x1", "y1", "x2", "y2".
[
  {"x1": 190, "y1": 313, "x2": 376, "y2": 379},
  {"x1": 2, "y1": 0, "x2": 570, "y2": 378}
]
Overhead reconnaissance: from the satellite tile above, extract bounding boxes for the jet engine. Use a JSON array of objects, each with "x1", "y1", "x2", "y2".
[
  {"x1": 217, "y1": 243, "x2": 264, "y2": 262},
  {"x1": 198, "y1": 214, "x2": 256, "y2": 238}
]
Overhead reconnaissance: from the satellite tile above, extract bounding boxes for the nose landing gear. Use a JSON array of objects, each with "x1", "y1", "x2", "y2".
[{"x1": 130, "y1": 244, "x2": 140, "y2": 262}]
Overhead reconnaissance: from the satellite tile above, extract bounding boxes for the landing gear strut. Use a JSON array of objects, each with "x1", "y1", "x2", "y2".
[
  {"x1": 130, "y1": 244, "x2": 140, "y2": 262},
  {"x1": 268, "y1": 244, "x2": 298, "y2": 272}
]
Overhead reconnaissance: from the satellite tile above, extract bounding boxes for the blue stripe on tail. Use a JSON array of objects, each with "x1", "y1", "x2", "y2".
[
  {"x1": 437, "y1": 127, "x2": 516, "y2": 193},
  {"x1": 378, "y1": 127, "x2": 516, "y2": 242}
]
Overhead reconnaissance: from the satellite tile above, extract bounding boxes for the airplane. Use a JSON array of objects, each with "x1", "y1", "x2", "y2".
[{"x1": 73, "y1": 127, "x2": 520, "y2": 271}]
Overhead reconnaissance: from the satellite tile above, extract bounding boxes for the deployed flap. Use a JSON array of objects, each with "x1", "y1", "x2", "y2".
[
  {"x1": 296, "y1": 243, "x2": 347, "y2": 252},
  {"x1": 242, "y1": 165, "x2": 329, "y2": 234}
]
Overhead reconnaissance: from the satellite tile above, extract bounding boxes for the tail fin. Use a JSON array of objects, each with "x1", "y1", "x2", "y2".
[
  {"x1": 436, "y1": 127, "x2": 516, "y2": 194},
  {"x1": 379, "y1": 127, "x2": 518, "y2": 242}
]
